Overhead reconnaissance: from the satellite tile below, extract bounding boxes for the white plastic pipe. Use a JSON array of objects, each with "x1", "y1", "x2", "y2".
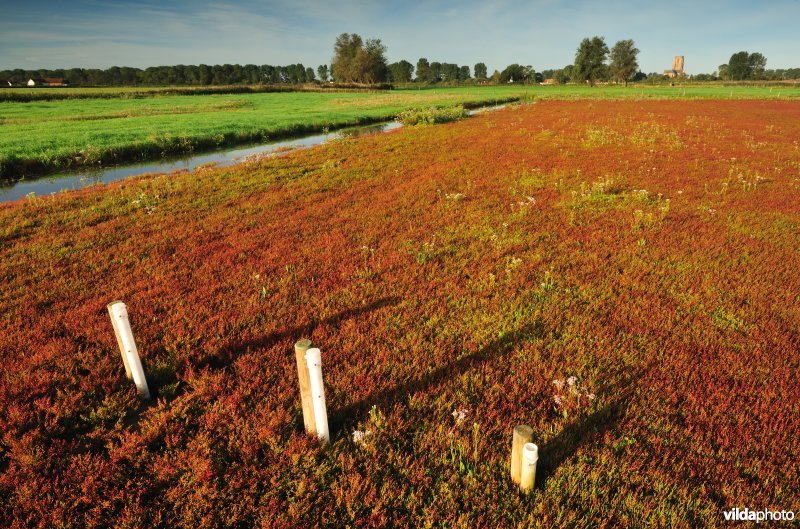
[
  {"x1": 109, "y1": 301, "x2": 150, "y2": 399},
  {"x1": 519, "y1": 442, "x2": 538, "y2": 493},
  {"x1": 304, "y1": 348, "x2": 329, "y2": 444},
  {"x1": 107, "y1": 301, "x2": 132, "y2": 380}
]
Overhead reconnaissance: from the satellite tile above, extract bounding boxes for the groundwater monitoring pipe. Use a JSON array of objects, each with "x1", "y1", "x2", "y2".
[
  {"x1": 294, "y1": 339, "x2": 317, "y2": 435},
  {"x1": 510, "y1": 424, "x2": 534, "y2": 484},
  {"x1": 108, "y1": 301, "x2": 150, "y2": 399},
  {"x1": 519, "y1": 442, "x2": 539, "y2": 493},
  {"x1": 304, "y1": 347, "x2": 330, "y2": 444},
  {"x1": 107, "y1": 301, "x2": 132, "y2": 380}
]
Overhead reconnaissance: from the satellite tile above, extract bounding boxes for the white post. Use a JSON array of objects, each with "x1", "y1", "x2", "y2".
[
  {"x1": 107, "y1": 301, "x2": 132, "y2": 379},
  {"x1": 294, "y1": 339, "x2": 317, "y2": 435},
  {"x1": 510, "y1": 424, "x2": 533, "y2": 484},
  {"x1": 108, "y1": 301, "x2": 150, "y2": 399},
  {"x1": 519, "y1": 442, "x2": 538, "y2": 493},
  {"x1": 304, "y1": 348, "x2": 329, "y2": 444}
]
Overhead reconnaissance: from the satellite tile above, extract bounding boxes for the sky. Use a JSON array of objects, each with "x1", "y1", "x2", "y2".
[{"x1": 1, "y1": 0, "x2": 799, "y2": 74}]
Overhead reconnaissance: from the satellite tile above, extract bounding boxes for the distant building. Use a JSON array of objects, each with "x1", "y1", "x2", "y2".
[
  {"x1": 540, "y1": 78, "x2": 557, "y2": 85},
  {"x1": 44, "y1": 77, "x2": 69, "y2": 86},
  {"x1": 0, "y1": 79, "x2": 11, "y2": 87},
  {"x1": 27, "y1": 78, "x2": 69, "y2": 87},
  {"x1": 664, "y1": 56, "x2": 685, "y2": 78}
]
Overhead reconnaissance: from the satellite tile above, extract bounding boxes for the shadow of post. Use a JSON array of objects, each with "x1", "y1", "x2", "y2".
[
  {"x1": 535, "y1": 366, "x2": 650, "y2": 489},
  {"x1": 195, "y1": 295, "x2": 402, "y2": 372},
  {"x1": 535, "y1": 398, "x2": 627, "y2": 489},
  {"x1": 104, "y1": 296, "x2": 403, "y2": 435},
  {"x1": 328, "y1": 321, "x2": 543, "y2": 434}
]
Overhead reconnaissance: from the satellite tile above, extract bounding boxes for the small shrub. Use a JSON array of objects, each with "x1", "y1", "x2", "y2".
[{"x1": 397, "y1": 105, "x2": 467, "y2": 126}]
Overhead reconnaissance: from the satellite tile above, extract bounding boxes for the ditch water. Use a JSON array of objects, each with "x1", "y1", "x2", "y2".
[
  {"x1": 0, "y1": 121, "x2": 402, "y2": 203},
  {"x1": 0, "y1": 104, "x2": 506, "y2": 203}
]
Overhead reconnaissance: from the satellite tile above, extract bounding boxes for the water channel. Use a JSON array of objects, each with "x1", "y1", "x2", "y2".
[{"x1": 0, "y1": 105, "x2": 506, "y2": 203}]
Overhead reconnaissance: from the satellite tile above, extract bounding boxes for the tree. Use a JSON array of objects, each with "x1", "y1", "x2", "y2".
[
  {"x1": 317, "y1": 64, "x2": 329, "y2": 82},
  {"x1": 749, "y1": 52, "x2": 767, "y2": 80},
  {"x1": 728, "y1": 51, "x2": 751, "y2": 80},
  {"x1": 286, "y1": 63, "x2": 306, "y2": 83},
  {"x1": 574, "y1": 36, "x2": 609, "y2": 86},
  {"x1": 388, "y1": 60, "x2": 414, "y2": 83},
  {"x1": 441, "y1": 63, "x2": 459, "y2": 82},
  {"x1": 524, "y1": 66, "x2": 537, "y2": 83},
  {"x1": 332, "y1": 33, "x2": 362, "y2": 82},
  {"x1": 106, "y1": 66, "x2": 122, "y2": 85},
  {"x1": 429, "y1": 62, "x2": 442, "y2": 82},
  {"x1": 362, "y1": 38, "x2": 389, "y2": 82},
  {"x1": 229, "y1": 64, "x2": 244, "y2": 83},
  {"x1": 724, "y1": 51, "x2": 767, "y2": 81},
  {"x1": 261, "y1": 65, "x2": 278, "y2": 83},
  {"x1": 305, "y1": 67, "x2": 315, "y2": 82},
  {"x1": 609, "y1": 39, "x2": 639, "y2": 86},
  {"x1": 331, "y1": 33, "x2": 388, "y2": 83},
  {"x1": 499, "y1": 64, "x2": 528, "y2": 83},
  {"x1": 197, "y1": 64, "x2": 211, "y2": 84},
  {"x1": 243, "y1": 64, "x2": 259, "y2": 84},
  {"x1": 474, "y1": 62, "x2": 487, "y2": 79},
  {"x1": 416, "y1": 58, "x2": 431, "y2": 82},
  {"x1": 458, "y1": 65, "x2": 471, "y2": 81}
]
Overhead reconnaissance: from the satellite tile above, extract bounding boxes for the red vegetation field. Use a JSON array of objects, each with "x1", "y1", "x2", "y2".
[{"x1": 1, "y1": 100, "x2": 799, "y2": 527}]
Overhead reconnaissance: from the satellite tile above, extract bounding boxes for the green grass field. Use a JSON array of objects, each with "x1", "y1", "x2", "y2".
[{"x1": 2, "y1": 84, "x2": 798, "y2": 179}]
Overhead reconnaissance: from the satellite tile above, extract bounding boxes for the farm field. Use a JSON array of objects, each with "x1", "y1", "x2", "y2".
[
  {"x1": 1, "y1": 99, "x2": 799, "y2": 526},
  {"x1": 2, "y1": 84, "x2": 799, "y2": 181}
]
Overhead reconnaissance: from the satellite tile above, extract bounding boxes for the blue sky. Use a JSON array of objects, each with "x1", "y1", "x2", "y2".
[{"x1": 1, "y1": 0, "x2": 799, "y2": 74}]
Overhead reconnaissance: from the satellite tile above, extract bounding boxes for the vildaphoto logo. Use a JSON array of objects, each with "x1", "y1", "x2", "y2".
[{"x1": 723, "y1": 508, "x2": 795, "y2": 523}]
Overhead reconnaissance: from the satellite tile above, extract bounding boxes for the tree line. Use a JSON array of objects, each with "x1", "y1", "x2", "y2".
[
  {"x1": 3, "y1": 34, "x2": 799, "y2": 87},
  {"x1": 326, "y1": 33, "x2": 800, "y2": 86},
  {"x1": 518, "y1": 39, "x2": 800, "y2": 84},
  {"x1": 0, "y1": 64, "x2": 323, "y2": 86},
  {"x1": 714, "y1": 52, "x2": 796, "y2": 81}
]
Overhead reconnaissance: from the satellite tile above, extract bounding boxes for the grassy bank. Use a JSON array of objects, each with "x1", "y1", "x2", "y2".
[{"x1": 1, "y1": 100, "x2": 798, "y2": 526}]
